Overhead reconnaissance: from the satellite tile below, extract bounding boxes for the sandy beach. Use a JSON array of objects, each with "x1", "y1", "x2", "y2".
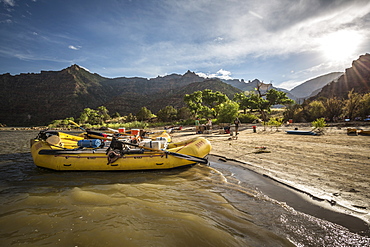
[{"x1": 171, "y1": 123, "x2": 370, "y2": 225}]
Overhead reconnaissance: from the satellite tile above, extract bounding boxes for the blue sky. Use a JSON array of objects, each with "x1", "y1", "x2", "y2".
[{"x1": 1, "y1": 0, "x2": 369, "y2": 89}]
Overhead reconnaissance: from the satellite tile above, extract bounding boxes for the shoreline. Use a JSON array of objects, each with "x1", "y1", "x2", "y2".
[
  {"x1": 170, "y1": 124, "x2": 370, "y2": 227},
  {"x1": 209, "y1": 154, "x2": 370, "y2": 236}
]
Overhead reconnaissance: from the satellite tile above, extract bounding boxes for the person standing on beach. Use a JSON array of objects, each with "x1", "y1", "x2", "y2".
[
  {"x1": 206, "y1": 118, "x2": 212, "y2": 130},
  {"x1": 195, "y1": 118, "x2": 200, "y2": 134},
  {"x1": 234, "y1": 117, "x2": 241, "y2": 135}
]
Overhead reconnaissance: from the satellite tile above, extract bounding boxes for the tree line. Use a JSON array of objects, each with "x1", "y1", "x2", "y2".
[
  {"x1": 49, "y1": 85, "x2": 370, "y2": 128},
  {"x1": 285, "y1": 90, "x2": 370, "y2": 123}
]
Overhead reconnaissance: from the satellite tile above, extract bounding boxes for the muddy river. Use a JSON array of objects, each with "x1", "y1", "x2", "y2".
[{"x1": 0, "y1": 130, "x2": 369, "y2": 246}]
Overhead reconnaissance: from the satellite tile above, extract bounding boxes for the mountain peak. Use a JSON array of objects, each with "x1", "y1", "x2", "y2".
[
  {"x1": 66, "y1": 64, "x2": 85, "y2": 71},
  {"x1": 289, "y1": 72, "x2": 343, "y2": 99},
  {"x1": 183, "y1": 70, "x2": 197, "y2": 76}
]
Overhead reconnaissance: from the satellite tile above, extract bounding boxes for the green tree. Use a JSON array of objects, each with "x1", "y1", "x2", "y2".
[
  {"x1": 157, "y1": 106, "x2": 178, "y2": 122},
  {"x1": 184, "y1": 90, "x2": 229, "y2": 118},
  {"x1": 78, "y1": 108, "x2": 99, "y2": 125},
  {"x1": 323, "y1": 97, "x2": 343, "y2": 122},
  {"x1": 97, "y1": 106, "x2": 110, "y2": 123},
  {"x1": 184, "y1": 91, "x2": 203, "y2": 117},
  {"x1": 283, "y1": 104, "x2": 304, "y2": 123},
  {"x1": 126, "y1": 113, "x2": 137, "y2": 122},
  {"x1": 177, "y1": 107, "x2": 193, "y2": 120},
  {"x1": 233, "y1": 92, "x2": 252, "y2": 114},
  {"x1": 77, "y1": 107, "x2": 110, "y2": 125},
  {"x1": 217, "y1": 101, "x2": 239, "y2": 123},
  {"x1": 136, "y1": 107, "x2": 153, "y2": 121},
  {"x1": 112, "y1": 112, "x2": 121, "y2": 118},
  {"x1": 343, "y1": 90, "x2": 362, "y2": 120},
  {"x1": 304, "y1": 100, "x2": 326, "y2": 122},
  {"x1": 201, "y1": 89, "x2": 229, "y2": 117},
  {"x1": 358, "y1": 93, "x2": 370, "y2": 119},
  {"x1": 238, "y1": 86, "x2": 294, "y2": 123}
]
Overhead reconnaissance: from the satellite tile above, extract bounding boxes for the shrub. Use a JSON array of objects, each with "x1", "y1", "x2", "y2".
[
  {"x1": 238, "y1": 113, "x2": 259, "y2": 123},
  {"x1": 311, "y1": 117, "x2": 327, "y2": 128},
  {"x1": 311, "y1": 118, "x2": 327, "y2": 135},
  {"x1": 266, "y1": 117, "x2": 284, "y2": 131}
]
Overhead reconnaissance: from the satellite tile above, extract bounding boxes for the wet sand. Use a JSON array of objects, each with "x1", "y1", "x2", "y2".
[{"x1": 171, "y1": 124, "x2": 370, "y2": 225}]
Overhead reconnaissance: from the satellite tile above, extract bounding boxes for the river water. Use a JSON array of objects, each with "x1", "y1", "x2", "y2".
[{"x1": 0, "y1": 130, "x2": 369, "y2": 246}]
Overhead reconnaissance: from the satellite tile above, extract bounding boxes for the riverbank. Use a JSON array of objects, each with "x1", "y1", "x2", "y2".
[{"x1": 171, "y1": 124, "x2": 370, "y2": 226}]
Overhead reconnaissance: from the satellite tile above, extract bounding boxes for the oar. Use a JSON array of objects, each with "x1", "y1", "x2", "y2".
[
  {"x1": 68, "y1": 121, "x2": 113, "y2": 139},
  {"x1": 69, "y1": 120, "x2": 86, "y2": 131},
  {"x1": 118, "y1": 140, "x2": 209, "y2": 165}
]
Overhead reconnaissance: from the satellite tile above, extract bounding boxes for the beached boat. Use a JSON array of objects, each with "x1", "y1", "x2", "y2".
[
  {"x1": 358, "y1": 129, "x2": 370, "y2": 136},
  {"x1": 286, "y1": 130, "x2": 317, "y2": 135},
  {"x1": 346, "y1": 128, "x2": 370, "y2": 136},
  {"x1": 30, "y1": 130, "x2": 211, "y2": 171}
]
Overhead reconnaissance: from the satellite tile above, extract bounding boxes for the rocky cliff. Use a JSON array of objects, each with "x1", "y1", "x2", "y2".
[
  {"x1": 0, "y1": 65, "x2": 109, "y2": 126},
  {"x1": 0, "y1": 66, "x2": 216, "y2": 126}
]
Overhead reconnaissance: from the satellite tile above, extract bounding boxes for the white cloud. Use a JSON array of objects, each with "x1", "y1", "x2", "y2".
[
  {"x1": 159, "y1": 0, "x2": 370, "y2": 64},
  {"x1": 0, "y1": 19, "x2": 12, "y2": 24},
  {"x1": 1, "y1": 0, "x2": 15, "y2": 7},
  {"x1": 214, "y1": 37, "x2": 224, "y2": 42},
  {"x1": 68, "y1": 45, "x2": 81, "y2": 50},
  {"x1": 196, "y1": 69, "x2": 233, "y2": 80}
]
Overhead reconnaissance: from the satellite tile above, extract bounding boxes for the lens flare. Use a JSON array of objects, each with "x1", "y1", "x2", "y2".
[{"x1": 319, "y1": 30, "x2": 362, "y2": 62}]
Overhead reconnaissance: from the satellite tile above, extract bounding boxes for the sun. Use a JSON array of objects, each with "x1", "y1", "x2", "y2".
[{"x1": 319, "y1": 30, "x2": 362, "y2": 62}]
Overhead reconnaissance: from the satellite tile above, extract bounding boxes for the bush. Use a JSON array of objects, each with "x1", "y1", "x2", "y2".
[
  {"x1": 107, "y1": 121, "x2": 148, "y2": 130},
  {"x1": 311, "y1": 118, "x2": 327, "y2": 135},
  {"x1": 48, "y1": 117, "x2": 75, "y2": 128},
  {"x1": 238, "y1": 113, "x2": 259, "y2": 123},
  {"x1": 176, "y1": 118, "x2": 195, "y2": 126},
  {"x1": 311, "y1": 118, "x2": 327, "y2": 128},
  {"x1": 266, "y1": 117, "x2": 284, "y2": 131}
]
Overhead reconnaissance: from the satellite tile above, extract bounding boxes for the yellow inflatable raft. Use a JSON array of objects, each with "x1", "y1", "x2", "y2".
[{"x1": 30, "y1": 130, "x2": 211, "y2": 171}]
